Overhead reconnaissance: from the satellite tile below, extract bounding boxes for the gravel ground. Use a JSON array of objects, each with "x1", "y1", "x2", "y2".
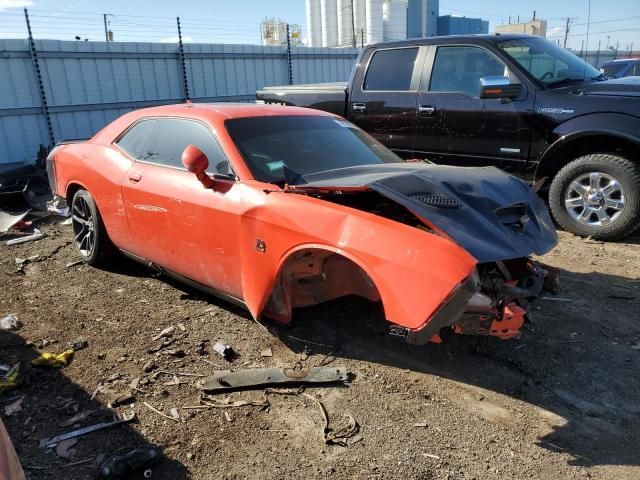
[{"x1": 1, "y1": 218, "x2": 639, "y2": 480}]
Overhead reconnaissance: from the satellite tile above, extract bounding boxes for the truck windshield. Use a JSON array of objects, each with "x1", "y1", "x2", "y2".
[
  {"x1": 225, "y1": 115, "x2": 403, "y2": 184},
  {"x1": 497, "y1": 37, "x2": 600, "y2": 86}
]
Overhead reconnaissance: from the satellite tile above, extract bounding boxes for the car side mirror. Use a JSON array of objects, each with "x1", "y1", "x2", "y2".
[
  {"x1": 479, "y1": 76, "x2": 522, "y2": 100},
  {"x1": 181, "y1": 144, "x2": 215, "y2": 189}
]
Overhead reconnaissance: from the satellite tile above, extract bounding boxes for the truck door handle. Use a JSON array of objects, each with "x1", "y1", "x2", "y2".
[
  {"x1": 417, "y1": 105, "x2": 436, "y2": 115},
  {"x1": 128, "y1": 172, "x2": 142, "y2": 183},
  {"x1": 352, "y1": 103, "x2": 367, "y2": 113}
]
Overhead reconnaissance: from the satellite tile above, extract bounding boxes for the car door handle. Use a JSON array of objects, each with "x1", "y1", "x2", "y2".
[
  {"x1": 352, "y1": 103, "x2": 367, "y2": 113},
  {"x1": 417, "y1": 105, "x2": 436, "y2": 115},
  {"x1": 128, "y1": 172, "x2": 142, "y2": 183}
]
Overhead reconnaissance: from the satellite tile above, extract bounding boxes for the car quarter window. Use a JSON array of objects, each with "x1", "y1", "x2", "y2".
[
  {"x1": 364, "y1": 47, "x2": 419, "y2": 91},
  {"x1": 429, "y1": 46, "x2": 515, "y2": 97},
  {"x1": 116, "y1": 118, "x2": 232, "y2": 175}
]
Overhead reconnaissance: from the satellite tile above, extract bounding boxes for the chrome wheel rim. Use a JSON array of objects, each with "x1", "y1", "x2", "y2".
[
  {"x1": 72, "y1": 196, "x2": 95, "y2": 257},
  {"x1": 564, "y1": 171, "x2": 626, "y2": 227}
]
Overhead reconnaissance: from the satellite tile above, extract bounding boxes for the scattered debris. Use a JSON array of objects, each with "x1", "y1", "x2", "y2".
[
  {"x1": 413, "y1": 421, "x2": 428, "y2": 428},
  {"x1": 97, "y1": 446, "x2": 161, "y2": 480},
  {"x1": 47, "y1": 197, "x2": 70, "y2": 217},
  {"x1": 260, "y1": 347, "x2": 273, "y2": 358},
  {"x1": 0, "y1": 315, "x2": 21, "y2": 331},
  {"x1": 199, "y1": 366, "x2": 348, "y2": 392},
  {"x1": 287, "y1": 335, "x2": 334, "y2": 349},
  {"x1": 423, "y1": 453, "x2": 440, "y2": 460},
  {"x1": 0, "y1": 364, "x2": 21, "y2": 395},
  {"x1": 540, "y1": 296, "x2": 572, "y2": 302},
  {"x1": 65, "y1": 260, "x2": 83, "y2": 268},
  {"x1": 143, "y1": 402, "x2": 180, "y2": 422},
  {"x1": 0, "y1": 209, "x2": 29, "y2": 233},
  {"x1": 69, "y1": 339, "x2": 88, "y2": 351},
  {"x1": 59, "y1": 410, "x2": 97, "y2": 428},
  {"x1": 31, "y1": 349, "x2": 74, "y2": 368},
  {"x1": 224, "y1": 411, "x2": 233, "y2": 422},
  {"x1": 170, "y1": 407, "x2": 180, "y2": 420},
  {"x1": 55, "y1": 438, "x2": 77, "y2": 459},
  {"x1": 61, "y1": 457, "x2": 94, "y2": 468},
  {"x1": 212, "y1": 342, "x2": 234, "y2": 361},
  {"x1": 3, "y1": 396, "x2": 24, "y2": 416},
  {"x1": 177, "y1": 322, "x2": 186, "y2": 332},
  {"x1": 6, "y1": 228, "x2": 46, "y2": 246},
  {"x1": 143, "y1": 360, "x2": 157, "y2": 373},
  {"x1": 152, "y1": 326, "x2": 175, "y2": 341},
  {"x1": 40, "y1": 411, "x2": 136, "y2": 448},
  {"x1": 103, "y1": 390, "x2": 134, "y2": 408}
]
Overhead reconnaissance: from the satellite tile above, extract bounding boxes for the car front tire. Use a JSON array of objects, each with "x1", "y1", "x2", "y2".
[
  {"x1": 71, "y1": 189, "x2": 113, "y2": 265},
  {"x1": 549, "y1": 153, "x2": 640, "y2": 240}
]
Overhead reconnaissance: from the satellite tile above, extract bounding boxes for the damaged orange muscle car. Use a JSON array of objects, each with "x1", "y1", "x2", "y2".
[{"x1": 47, "y1": 104, "x2": 558, "y2": 344}]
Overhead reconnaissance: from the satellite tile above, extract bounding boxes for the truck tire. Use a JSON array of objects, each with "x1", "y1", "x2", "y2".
[
  {"x1": 71, "y1": 189, "x2": 113, "y2": 265},
  {"x1": 549, "y1": 153, "x2": 640, "y2": 240}
]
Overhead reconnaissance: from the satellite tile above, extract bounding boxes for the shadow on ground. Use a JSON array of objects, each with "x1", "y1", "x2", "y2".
[
  {"x1": 268, "y1": 267, "x2": 640, "y2": 469},
  {"x1": 0, "y1": 329, "x2": 189, "y2": 479}
]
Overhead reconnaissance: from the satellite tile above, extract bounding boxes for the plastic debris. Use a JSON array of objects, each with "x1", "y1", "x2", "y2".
[
  {"x1": 260, "y1": 347, "x2": 273, "y2": 358},
  {"x1": 97, "y1": 446, "x2": 161, "y2": 480},
  {"x1": 0, "y1": 315, "x2": 21, "y2": 331},
  {"x1": 0, "y1": 364, "x2": 21, "y2": 395},
  {"x1": 69, "y1": 339, "x2": 88, "y2": 351},
  {"x1": 0, "y1": 209, "x2": 29, "y2": 233},
  {"x1": 212, "y1": 342, "x2": 234, "y2": 360},
  {"x1": 152, "y1": 326, "x2": 175, "y2": 341},
  {"x1": 31, "y1": 349, "x2": 74, "y2": 368},
  {"x1": 3, "y1": 396, "x2": 24, "y2": 416},
  {"x1": 6, "y1": 228, "x2": 46, "y2": 246}
]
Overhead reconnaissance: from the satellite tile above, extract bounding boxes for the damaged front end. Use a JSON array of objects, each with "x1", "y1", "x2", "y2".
[
  {"x1": 292, "y1": 162, "x2": 559, "y2": 344},
  {"x1": 401, "y1": 258, "x2": 559, "y2": 344}
]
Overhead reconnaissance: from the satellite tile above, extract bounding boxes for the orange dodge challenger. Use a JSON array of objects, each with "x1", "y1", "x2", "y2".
[{"x1": 47, "y1": 103, "x2": 558, "y2": 344}]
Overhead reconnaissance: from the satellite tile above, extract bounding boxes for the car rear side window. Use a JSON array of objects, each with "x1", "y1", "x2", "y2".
[
  {"x1": 116, "y1": 118, "x2": 231, "y2": 174},
  {"x1": 602, "y1": 62, "x2": 628, "y2": 77},
  {"x1": 364, "y1": 47, "x2": 419, "y2": 91},
  {"x1": 430, "y1": 46, "x2": 509, "y2": 97}
]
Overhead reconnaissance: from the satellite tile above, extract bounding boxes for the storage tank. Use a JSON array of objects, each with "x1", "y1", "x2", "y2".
[
  {"x1": 366, "y1": 0, "x2": 384, "y2": 44},
  {"x1": 353, "y1": 0, "x2": 366, "y2": 46},
  {"x1": 321, "y1": 0, "x2": 338, "y2": 47},
  {"x1": 337, "y1": 0, "x2": 354, "y2": 47},
  {"x1": 306, "y1": 0, "x2": 323, "y2": 46},
  {"x1": 383, "y1": 0, "x2": 407, "y2": 41}
]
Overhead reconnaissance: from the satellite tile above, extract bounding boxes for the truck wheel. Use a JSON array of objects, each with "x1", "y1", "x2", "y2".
[
  {"x1": 71, "y1": 189, "x2": 113, "y2": 265},
  {"x1": 549, "y1": 153, "x2": 640, "y2": 240}
]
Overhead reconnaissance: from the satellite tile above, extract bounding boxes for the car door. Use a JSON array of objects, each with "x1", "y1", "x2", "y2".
[
  {"x1": 414, "y1": 45, "x2": 532, "y2": 173},
  {"x1": 117, "y1": 117, "x2": 244, "y2": 299},
  {"x1": 348, "y1": 46, "x2": 426, "y2": 158}
]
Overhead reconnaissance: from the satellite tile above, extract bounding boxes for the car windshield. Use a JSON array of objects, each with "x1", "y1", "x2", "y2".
[
  {"x1": 225, "y1": 115, "x2": 403, "y2": 184},
  {"x1": 497, "y1": 37, "x2": 600, "y2": 86}
]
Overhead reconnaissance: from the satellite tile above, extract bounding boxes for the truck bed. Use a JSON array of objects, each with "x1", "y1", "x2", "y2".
[{"x1": 256, "y1": 82, "x2": 348, "y2": 116}]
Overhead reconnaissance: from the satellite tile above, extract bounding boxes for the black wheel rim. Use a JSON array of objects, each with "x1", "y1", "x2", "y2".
[{"x1": 72, "y1": 196, "x2": 95, "y2": 257}]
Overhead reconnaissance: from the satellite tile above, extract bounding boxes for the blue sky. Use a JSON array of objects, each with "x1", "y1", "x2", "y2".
[{"x1": 0, "y1": 0, "x2": 638, "y2": 53}]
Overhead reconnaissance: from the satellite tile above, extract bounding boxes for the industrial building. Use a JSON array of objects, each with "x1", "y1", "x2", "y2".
[
  {"x1": 406, "y1": 0, "x2": 439, "y2": 39},
  {"x1": 437, "y1": 15, "x2": 489, "y2": 36},
  {"x1": 495, "y1": 19, "x2": 547, "y2": 37},
  {"x1": 261, "y1": 18, "x2": 302, "y2": 46}
]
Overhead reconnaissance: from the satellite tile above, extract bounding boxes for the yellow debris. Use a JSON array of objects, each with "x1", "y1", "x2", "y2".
[{"x1": 31, "y1": 349, "x2": 74, "y2": 368}]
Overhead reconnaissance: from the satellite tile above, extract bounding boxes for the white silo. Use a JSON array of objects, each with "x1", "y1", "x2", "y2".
[
  {"x1": 337, "y1": 0, "x2": 354, "y2": 47},
  {"x1": 366, "y1": 0, "x2": 384, "y2": 44},
  {"x1": 306, "y1": 0, "x2": 323, "y2": 46},
  {"x1": 384, "y1": 0, "x2": 407, "y2": 41},
  {"x1": 321, "y1": 0, "x2": 339, "y2": 47},
  {"x1": 353, "y1": 0, "x2": 366, "y2": 45}
]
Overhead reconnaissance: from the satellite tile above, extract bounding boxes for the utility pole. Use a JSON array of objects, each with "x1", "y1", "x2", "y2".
[
  {"x1": 563, "y1": 17, "x2": 575, "y2": 49},
  {"x1": 606, "y1": 35, "x2": 610, "y2": 49},
  {"x1": 595, "y1": 39, "x2": 601, "y2": 67},
  {"x1": 285, "y1": 24, "x2": 293, "y2": 85},
  {"x1": 350, "y1": 0, "x2": 356, "y2": 48},
  {"x1": 630, "y1": 42, "x2": 634, "y2": 58},
  {"x1": 580, "y1": 40, "x2": 584, "y2": 58},
  {"x1": 532, "y1": 10, "x2": 536, "y2": 21},
  {"x1": 361, "y1": 28, "x2": 364, "y2": 48}
]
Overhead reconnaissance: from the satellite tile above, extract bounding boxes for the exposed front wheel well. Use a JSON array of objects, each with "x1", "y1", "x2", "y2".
[
  {"x1": 264, "y1": 248, "x2": 383, "y2": 323},
  {"x1": 536, "y1": 134, "x2": 639, "y2": 184},
  {"x1": 66, "y1": 183, "x2": 84, "y2": 205}
]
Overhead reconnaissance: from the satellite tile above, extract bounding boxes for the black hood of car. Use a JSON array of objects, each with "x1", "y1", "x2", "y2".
[
  {"x1": 298, "y1": 163, "x2": 558, "y2": 262},
  {"x1": 580, "y1": 76, "x2": 640, "y2": 98}
]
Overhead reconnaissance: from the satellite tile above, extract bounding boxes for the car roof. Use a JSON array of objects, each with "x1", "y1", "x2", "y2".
[
  {"x1": 366, "y1": 33, "x2": 532, "y2": 49},
  {"x1": 132, "y1": 102, "x2": 336, "y2": 120}
]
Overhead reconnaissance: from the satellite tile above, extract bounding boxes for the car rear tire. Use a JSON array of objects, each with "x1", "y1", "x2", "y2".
[
  {"x1": 549, "y1": 153, "x2": 640, "y2": 240},
  {"x1": 71, "y1": 189, "x2": 113, "y2": 265}
]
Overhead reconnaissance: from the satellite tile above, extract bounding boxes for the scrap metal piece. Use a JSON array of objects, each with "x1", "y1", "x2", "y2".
[
  {"x1": 199, "y1": 366, "x2": 347, "y2": 392},
  {"x1": 0, "y1": 210, "x2": 29, "y2": 233},
  {"x1": 97, "y1": 446, "x2": 161, "y2": 479},
  {"x1": 40, "y1": 411, "x2": 135, "y2": 448},
  {"x1": 6, "y1": 228, "x2": 45, "y2": 246}
]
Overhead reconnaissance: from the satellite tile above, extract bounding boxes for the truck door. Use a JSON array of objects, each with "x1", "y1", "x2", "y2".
[
  {"x1": 348, "y1": 46, "x2": 425, "y2": 158},
  {"x1": 414, "y1": 45, "x2": 532, "y2": 173}
]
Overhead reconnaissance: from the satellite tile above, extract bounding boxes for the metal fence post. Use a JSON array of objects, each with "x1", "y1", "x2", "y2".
[
  {"x1": 176, "y1": 17, "x2": 190, "y2": 102},
  {"x1": 24, "y1": 8, "x2": 55, "y2": 148},
  {"x1": 286, "y1": 24, "x2": 293, "y2": 85}
]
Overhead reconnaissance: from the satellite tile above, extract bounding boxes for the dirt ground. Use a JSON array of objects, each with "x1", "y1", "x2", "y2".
[{"x1": 1, "y1": 217, "x2": 639, "y2": 480}]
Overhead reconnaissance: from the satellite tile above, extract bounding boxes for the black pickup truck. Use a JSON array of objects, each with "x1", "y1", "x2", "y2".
[{"x1": 257, "y1": 34, "x2": 640, "y2": 240}]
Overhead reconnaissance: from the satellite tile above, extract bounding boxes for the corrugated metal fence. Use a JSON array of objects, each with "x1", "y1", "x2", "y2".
[{"x1": 0, "y1": 39, "x2": 359, "y2": 169}]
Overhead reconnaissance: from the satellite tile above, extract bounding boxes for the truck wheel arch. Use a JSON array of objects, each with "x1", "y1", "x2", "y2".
[{"x1": 536, "y1": 131, "x2": 640, "y2": 185}]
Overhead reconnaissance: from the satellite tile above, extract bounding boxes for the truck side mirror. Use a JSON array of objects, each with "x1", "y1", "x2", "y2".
[
  {"x1": 479, "y1": 76, "x2": 522, "y2": 100},
  {"x1": 181, "y1": 144, "x2": 215, "y2": 189}
]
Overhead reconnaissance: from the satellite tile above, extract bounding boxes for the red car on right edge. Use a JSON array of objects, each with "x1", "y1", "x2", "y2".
[{"x1": 258, "y1": 34, "x2": 640, "y2": 241}]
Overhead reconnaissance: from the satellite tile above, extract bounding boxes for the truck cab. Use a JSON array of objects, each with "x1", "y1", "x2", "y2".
[{"x1": 258, "y1": 34, "x2": 640, "y2": 241}]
